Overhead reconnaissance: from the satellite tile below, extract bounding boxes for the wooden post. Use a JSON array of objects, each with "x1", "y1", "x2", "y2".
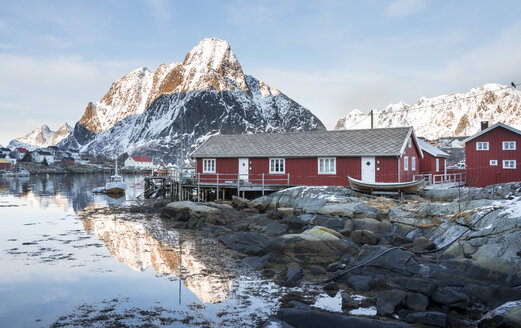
[
  {"x1": 262, "y1": 173, "x2": 264, "y2": 196},
  {"x1": 216, "y1": 173, "x2": 220, "y2": 200},
  {"x1": 197, "y1": 173, "x2": 200, "y2": 202}
]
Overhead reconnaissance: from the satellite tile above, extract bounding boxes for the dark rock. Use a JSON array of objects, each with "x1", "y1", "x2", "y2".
[
  {"x1": 431, "y1": 287, "x2": 470, "y2": 310},
  {"x1": 344, "y1": 274, "x2": 375, "y2": 292},
  {"x1": 338, "y1": 253, "x2": 353, "y2": 265},
  {"x1": 278, "y1": 207, "x2": 295, "y2": 218},
  {"x1": 323, "y1": 282, "x2": 339, "y2": 292},
  {"x1": 243, "y1": 207, "x2": 259, "y2": 214},
  {"x1": 243, "y1": 255, "x2": 270, "y2": 269},
  {"x1": 477, "y1": 300, "x2": 521, "y2": 328},
  {"x1": 262, "y1": 269, "x2": 276, "y2": 278},
  {"x1": 309, "y1": 265, "x2": 327, "y2": 275},
  {"x1": 247, "y1": 196, "x2": 271, "y2": 211},
  {"x1": 277, "y1": 308, "x2": 413, "y2": 328},
  {"x1": 261, "y1": 317, "x2": 295, "y2": 328},
  {"x1": 350, "y1": 230, "x2": 378, "y2": 245},
  {"x1": 231, "y1": 222, "x2": 250, "y2": 232},
  {"x1": 391, "y1": 277, "x2": 437, "y2": 296},
  {"x1": 264, "y1": 222, "x2": 288, "y2": 235},
  {"x1": 353, "y1": 218, "x2": 392, "y2": 233},
  {"x1": 284, "y1": 217, "x2": 306, "y2": 231},
  {"x1": 288, "y1": 300, "x2": 311, "y2": 310},
  {"x1": 314, "y1": 215, "x2": 346, "y2": 230},
  {"x1": 376, "y1": 289, "x2": 407, "y2": 316},
  {"x1": 285, "y1": 263, "x2": 303, "y2": 287},
  {"x1": 464, "y1": 284, "x2": 521, "y2": 309},
  {"x1": 218, "y1": 232, "x2": 269, "y2": 255},
  {"x1": 406, "y1": 312, "x2": 447, "y2": 327},
  {"x1": 405, "y1": 293, "x2": 429, "y2": 312},
  {"x1": 414, "y1": 236, "x2": 436, "y2": 250},
  {"x1": 341, "y1": 292, "x2": 375, "y2": 310},
  {"x1": 327, "y1": 261, "x2": 345, "y2": 272},
  {"x1": 232, "y1": 195, "x2": 249, "y2": 208}
]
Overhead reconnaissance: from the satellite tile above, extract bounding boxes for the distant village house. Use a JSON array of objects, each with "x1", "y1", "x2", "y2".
[
  {"x1": 124, "y1": 156, "x2": 153, "y2": 169},
  {"x1": 32, "y1": 151, "x2": 55, "y2": 164}
]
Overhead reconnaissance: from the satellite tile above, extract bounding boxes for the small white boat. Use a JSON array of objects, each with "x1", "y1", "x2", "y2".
[
  {"x1": 105, "y1": 156, "x2": 125, "y2": 196},
  {"x1": 16, "y1": 171, "x2": 30, "y2": 177}
]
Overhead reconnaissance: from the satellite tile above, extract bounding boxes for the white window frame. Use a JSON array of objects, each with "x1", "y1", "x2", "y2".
[
  {"x1": 269, "y1": 158, "x2": 285, "y2": 174},
  {"x1": 436, "y1": 158, "x2": 440, "y2": 172},
  {"x1": 318, "y1": 157, "x2": 336, "y2": 174},
  {"x1": 490, "y1": 160, "x2": 498, "y2": 166},
  {"x1": 476, "y1": 142, "x2": 489, "y2": 151},
  {"x1": 503, "y1": 160, "x2": 516, "y2": 169},
  {"x1": 202, "y1": 158, "x2": 216, "y2": 173},
  {"x1": 502, "y1": 141, "x2": 516, "y2": 150},
  {"x1": 404, "y1": 156, "x2": 409, "y2": 171},
  {"x1": 411, "y1": 156, "x2": 416, "y2": 171},
  {"x1": 408, "y1": 138, "x2": 412, "y2": 148}
]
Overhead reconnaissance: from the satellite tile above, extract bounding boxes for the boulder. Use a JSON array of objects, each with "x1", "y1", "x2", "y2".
[
  {"x1": 406, "y1": 312, "x2": 447, "y2": 328},
  {"x1": 247, "y1": 196, "x2": 272, "y2": 211},
  {"x1": 327, "y1": 261, "x2": 345, "y2": 272},
  {"x1": 263, "y1": 227, "x2": 352, "y2": 265},
  {"x1": 350, "y1": 230, "x2": 378, "y2": 245},
  {"x1": 162, "y1": 201, "x2": 220, "y2": 222},
  {"x1": 463, "y1": 284, "x2": 521, "y2": 309},
  {"x1": 309, "y1": 265, "x2": 327, "y2": 275},
  {"x1": 232, "y1": 195, "x2": 249, "y2": 208},
  {"x1": 264, "y1": 222, "x2": 288, "y2": 235},
  {"x1": 352, "y1": 218, "x2": 392, "y2": 233},
  {"x1": 413, "y1": 236, "x2": 436, "y2": 250},
  {"x1": 405, "y1": 293, "x2": 429, "y2": 312},
  {"x1": 243, "y1": 255, "x2": 270, "y2": 269},
  {"x1": 323, "y1": 282, "x2": 339, "y2": 292},
  {"x1": 318, "y1": 203, "x2": 355, "y2": 217},
  {"x1": 477, "y1": 300, "x2": 521, "y2": 328},
  {"x1": 261, "y1": 318, "x2": 295, "y2": 328},
  {"x1": 285, "y1": 263, "x2": 303, "y2": 287},
  {"x1": 391, "y1": 277, "x2": 437, "y2": 296},
  {"x1": 285, "y1": 216, "x2": 307, "y2": 231},
  {"x1": 278, "y1": 207, "x2": 295, "y2": 218},
  {"x1": 218, "y1": 232, "x2": 270, "y2": 255},
  {"x1": 313, "y1": 215, "x2": 346, "y2": 230},
  {"x1": 344, "y1": 274, "x2": 375, "y2": 292},
  {"x1": 431, "y1": 287, "x2": 470, "y2": 310},
  {"x1": 376, "y1": 289, "x2": 407, "y2": 316},
  {"x1": 277, "y1": 308, "x2": 413, "y2": 328}
]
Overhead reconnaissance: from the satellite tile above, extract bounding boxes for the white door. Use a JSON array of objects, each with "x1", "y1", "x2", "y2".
[
  {"x1": 238, "y1": 158, "x2": 249, "y2": 182},
  {"x1": 361, "y1": 156, "x2": 376, "y2": 183}
]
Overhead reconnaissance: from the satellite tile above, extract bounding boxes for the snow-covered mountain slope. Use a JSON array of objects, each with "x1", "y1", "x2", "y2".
[
  {"x1": 9, "y1": 123, "x2": 72, "y2": 150},
  {"x1": 335, "y1": 84, "x2": 521, "y2": 139},
  {"x1": 60, "y1": 38, "x2": 325, "y2": 162}
]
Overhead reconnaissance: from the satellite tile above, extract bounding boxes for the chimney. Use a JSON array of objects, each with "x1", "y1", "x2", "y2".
[{"x1": 481, "y1": 121, "x2": 489, "y2": 131}]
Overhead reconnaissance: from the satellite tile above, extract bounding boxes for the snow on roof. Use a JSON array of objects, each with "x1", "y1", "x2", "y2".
[
  {"x1": 462, "y1": 122, "x2": 521, "y2": 144},
  {"x1": 192, "y1": 127, "x2": 417, "y2": 158},
  {"x1": 417, "y1": 139, "x2": 450, "y2": 158},
  {"x1": 130, "y1": 156, "x2": 152, "y2": 162}
]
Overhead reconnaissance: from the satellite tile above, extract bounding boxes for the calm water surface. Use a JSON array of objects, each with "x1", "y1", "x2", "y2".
[{"x1": 0, "y1": 174, "x2": 284, "y2": 327}]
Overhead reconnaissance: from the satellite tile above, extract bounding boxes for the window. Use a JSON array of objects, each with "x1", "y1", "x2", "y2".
[
  {"x1": 503, "y1": 141, "x2": 516, "y2": 150},
  {"x1": 411, "y1": 156, "x2": 416, "y2": 171},
  {"x1": 202, "y1": 158, "x2": 215, "y2": 173},
  {"x1": 436, "y1": 158, "x2": 439, "y2": 172},
  {"x1": 408, "y1": 138, "x2": 412, "y2": 148},
  {"x1": 404, "y1": 156, "x2": 409, "y2": 171},
  {"x1": 318, "y1": 157, "x2": 336, "y2": 174},
  {"x1": 503, "y1": 160, "x2": 516, "y2": 169},
  {"x1": 269, "y1": 158, "x2": 285, "y2": 173},
  {"x1": 490, "y1": 160, "x2": 498, "y2": 166},
  {"x1": 476, "y1": 142, "x2": 489, "y2": 151}
]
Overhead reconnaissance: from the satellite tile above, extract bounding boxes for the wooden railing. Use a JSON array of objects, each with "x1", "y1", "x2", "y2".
[{"x1": 414, "y1": 172, "x2": 467, "y2": 186}]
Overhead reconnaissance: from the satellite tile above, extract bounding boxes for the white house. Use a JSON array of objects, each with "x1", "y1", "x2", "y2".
[
  {"x1": 0, "y1": 147, "x2": 11, "y2": 156},
  {"x1": 124, "y1": 156, "x2": 153, "y2": 169},
  {"x1": 32, "y1": 151, "x2": 55, "y2": 164},
  {"x1": 14, "y1": 148, "x2": 28, "y2": 160}
]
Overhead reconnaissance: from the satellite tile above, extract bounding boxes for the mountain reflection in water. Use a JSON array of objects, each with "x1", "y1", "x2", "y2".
[{"x1": 78, "y1": 205, "x2": 233, "y2": 304}]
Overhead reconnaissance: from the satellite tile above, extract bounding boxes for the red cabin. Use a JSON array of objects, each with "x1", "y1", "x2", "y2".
[
  {"x1": 417, "y1": 139, "x2": 450, "y2": 184},
  {"x1": 462, "y1": 122, "x2": 521, "y2": 187},
  {"x1": 191, "y1": 127, "x2": 423, "y2": 187}
]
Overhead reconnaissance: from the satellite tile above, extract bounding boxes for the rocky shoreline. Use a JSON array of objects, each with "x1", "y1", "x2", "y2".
[{"x1": 158, "y1": 183, "x2": 521, "y2": 327}]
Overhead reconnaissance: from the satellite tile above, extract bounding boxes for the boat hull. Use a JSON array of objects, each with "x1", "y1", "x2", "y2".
[
  {"x1": 348, "y1": 176, "x2": 425, "y2": 192},
  {"x1": 106, "y1": 182, "x2": 125, "y2": 195}
]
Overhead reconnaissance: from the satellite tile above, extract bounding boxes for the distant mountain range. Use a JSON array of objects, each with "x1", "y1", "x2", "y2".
[
  {"x1": 55, "y1": 37, "x2": 325, "y2": 164},
  {"x1": 8, "y1": 123, "x2": 72, "y2": 150},
  {"x1": 335, "y1": 83, "x2": 521, "y2": 139}
]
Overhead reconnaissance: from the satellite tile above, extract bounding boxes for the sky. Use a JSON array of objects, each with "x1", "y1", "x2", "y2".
[{"x1": 1, "y1": 0, "x2": 521, "y2": 145}]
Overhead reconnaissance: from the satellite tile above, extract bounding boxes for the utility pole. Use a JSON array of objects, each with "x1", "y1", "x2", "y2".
[{"x1": 370, "y1": 110, "x2": 374, "y2": 129}]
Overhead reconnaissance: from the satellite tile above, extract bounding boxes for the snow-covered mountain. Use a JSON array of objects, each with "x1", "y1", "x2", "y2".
[
  {"x1": 9, "y1": 123, "x2": 72, "y2": 150},
  {"x1": 335, "y1": 84, "x2": 521, "y2": 139},
  {"x1": 60, "y1": 38, "x2": 325, "y2": 163}
]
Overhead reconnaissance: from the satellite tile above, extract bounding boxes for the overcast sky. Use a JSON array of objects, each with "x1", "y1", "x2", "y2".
[{"x1": 1, "y1": 0, "x2": 521, "y2": 145}]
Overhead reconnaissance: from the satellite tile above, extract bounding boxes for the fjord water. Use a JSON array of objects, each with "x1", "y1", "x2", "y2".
[{"x1": 0, "y1": 174, "x2": 279, "y2": 327}]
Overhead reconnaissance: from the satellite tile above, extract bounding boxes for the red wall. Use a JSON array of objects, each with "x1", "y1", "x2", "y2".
[
  {"x1": 465, "y1": 126, "x2": 521, "y2": 187},
  {"x1": 419, "y1": 153, "x2": 447, "y2": 175},
  {"x1": 196, "y1": 155, "x2": 409, "y2": 186},
  {"x1": 399, "y1": 138, "x2": 422, "y2": 182},
  {"x1": 0, "y1": 162, "x2": 11, "y2": 170}
]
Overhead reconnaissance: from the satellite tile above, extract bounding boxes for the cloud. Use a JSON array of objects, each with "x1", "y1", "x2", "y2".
[{"x1": 386, "y1": 0, "x2": 427, "y2": 17}]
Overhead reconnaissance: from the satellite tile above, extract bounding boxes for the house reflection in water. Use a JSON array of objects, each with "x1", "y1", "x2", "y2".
[{"x1": 78, "y1": 205, "x2": 233, "y2": 304}]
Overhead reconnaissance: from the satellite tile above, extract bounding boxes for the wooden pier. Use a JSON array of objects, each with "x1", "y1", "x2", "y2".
[{"x1": 143, "y1": 172, "x2": 293, "y2": 201}]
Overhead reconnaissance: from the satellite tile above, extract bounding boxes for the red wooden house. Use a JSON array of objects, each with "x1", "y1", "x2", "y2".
[
  {"x1": 417, "y1": 138, "x2": 450, "y2": 183},
  {"x1": 462, "y1": 122, "x2": 521, "y2": 187},
  {"x1": 191, "y1": 127, "x2": 423, "y2": 187}
]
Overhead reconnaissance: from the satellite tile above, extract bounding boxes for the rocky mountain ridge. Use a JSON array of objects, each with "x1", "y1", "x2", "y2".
[
  {"x1": 9, "y1": 123, "x2": 72, "y2": 150},
  {"x1": 59, "y1": 37, "x2": 325, "y2": 163},
  {"x1": 335, "y1": 83, "x2": 521, "y2": 139}
]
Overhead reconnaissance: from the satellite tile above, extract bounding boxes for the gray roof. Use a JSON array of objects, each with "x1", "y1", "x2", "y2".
[
  {"x1": 462, "y1": 122, "x2": 521, "y2": 144},
  {"x1": 192, "y1": 127, "x2": 415, "y2": 158},
  {"x1": 417, "y1": 139, "x2": 449, "y2": 158}
]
